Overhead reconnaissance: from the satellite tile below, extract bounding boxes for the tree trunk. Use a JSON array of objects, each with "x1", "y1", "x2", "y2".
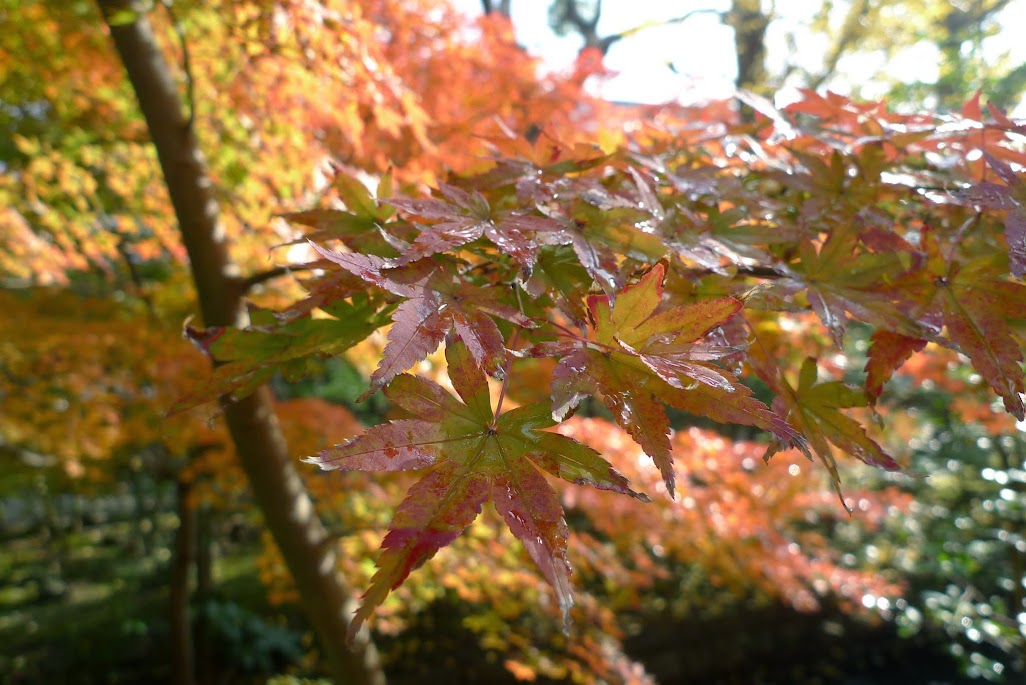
[
  {"x1": 170, "y1": 478, "x2": 197, "y2": 685},
  {"x1": 96, "y1": 3, "x2": 386, "y2": 683},
  {"x1": 194, "y1": 504, "x2": 215, "y2": 685},
  {"x1": 728, "y1": 0, "x2": 771, "y2": 123},
  {"x1": 728, "y1": 0, "x2": 770, "y2": 93}
]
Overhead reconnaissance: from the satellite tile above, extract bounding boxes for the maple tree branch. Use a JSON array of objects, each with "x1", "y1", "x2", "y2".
[
  {"x1": 513, "y1": 280, "x2": 526, "y2": 314},
  {"x1": 553, "y1": 0, "x2": 604, "y2": 52},
  {"x1": 480, "y1": 0, "x2": 511, "y2": 16},
  {"x1": 682, "y1": 264, "x2": 789, "y2": 281},
  {"x1": 237, "y1": 264, "x2": 307, "y2": 293},
  {"x1": 734, "y1": 264, "x2": 788, "y2": 279},
  {"x1": 114, "y1": 234, "x2": 158, "y2": 319},
  {"x1": 807, "y1": 0, "x2": 870, "y2": 91},
  {"x1": 607, "y1": 8, "x2": 724, "y2": 54},
  {"x1": 542, "y1": 318, "x2": 588, "y2": 343}
]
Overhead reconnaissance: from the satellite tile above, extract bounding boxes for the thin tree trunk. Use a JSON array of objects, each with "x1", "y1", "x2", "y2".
[
  {"x1": 729, "y1": 0, "x2": 770, "y2": 93},
  {"x1": 170, "y1": 478, "x2": 197, "y2": 685},
  {"x1": 96, "y1": 3, "x2": 386, "y2": 683},
  {"x1": 728, "y1": 0, "x2": 771, "y2": 123},
  {"x1": 195, "y1": 504, "x2": 214, "y2": 685},
  {"x1": 130, "y1": 467, "x2": 154, "y2": 555}
]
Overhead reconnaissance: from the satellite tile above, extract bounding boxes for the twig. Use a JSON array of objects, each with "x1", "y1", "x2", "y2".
[
  {"x1": 608, "y1": 8, "x2": 724, "y2": 53},
  {"x1": 115, "y1": 234, "x2": 158, "y2": 319},
  {"x1": 237, "y1": 265, "x2": 308, "y2": 292}
]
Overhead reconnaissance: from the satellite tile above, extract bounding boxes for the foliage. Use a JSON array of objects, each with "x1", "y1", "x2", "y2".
[
  {"x1": 195, "y1": 599, "x2": 304, "y2": 674},
  {"x1": 0, "y1": 0, "x2": 610, "y2": 285},
  {"x1": 3, "y1": 0, "x2": 1026, "y2": 682},
  {"x1": 183, "y1": 83, "x2": 1026, "y2": 653},
  {"x1": 0, "y1": 288, "x2": 222, "y2": 487},
  {"x1": 835, "y1": 327, "x2": 1026, "y2": 680}
]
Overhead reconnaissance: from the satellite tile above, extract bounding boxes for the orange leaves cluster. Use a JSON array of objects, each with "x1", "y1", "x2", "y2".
[
  {"x1": 559, "y1": 418, "x2": 908, "y2": 615},
  {"x1": 0, "y1": 290, "x2": 218, "y2": 482},
  {"x1": 1, "y1": 0, "x2": 622, "y2": 294},
  {"x1": 252, "y1": 405, "x2": 908, "y2": 682}
]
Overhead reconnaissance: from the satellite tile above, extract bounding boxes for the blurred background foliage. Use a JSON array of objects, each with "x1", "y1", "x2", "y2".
[{"x1": 2, "y1": 0, "x2": 1025, "y2": 683}]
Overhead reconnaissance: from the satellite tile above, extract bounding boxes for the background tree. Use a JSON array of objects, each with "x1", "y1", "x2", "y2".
[{"x1": 534, "y1": 0, "x2": 1026, "y2": 110}]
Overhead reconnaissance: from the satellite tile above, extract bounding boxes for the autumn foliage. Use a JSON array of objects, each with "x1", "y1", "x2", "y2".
[
  {"x1": 3, "y1": 0, "x2": 1026, "y2": 682},
  {"x1": 180, "y1": 83, "x2": 1026, "y2": 648}
]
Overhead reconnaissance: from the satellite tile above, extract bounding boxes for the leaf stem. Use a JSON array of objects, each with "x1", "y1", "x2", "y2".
[
  {"x1": 492, "y1": 328, "x2": 520, "y2": 425},
  {"x1": 544, "y1": 318, "x2": 588, "y2": 343},
  {"x1": 541, "y1": 317, "x2": 627, "y2": 357}
]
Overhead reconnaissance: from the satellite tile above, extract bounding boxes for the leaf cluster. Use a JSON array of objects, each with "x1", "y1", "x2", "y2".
[{"x1": 181, "y1": 91, "x2": 1026, "y2": 635}]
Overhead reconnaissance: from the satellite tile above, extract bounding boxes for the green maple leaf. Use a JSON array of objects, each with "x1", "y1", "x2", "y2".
[
  {"x1": 306, "y1": 341, "x2": 647, "y2": 639},
  {"x1": 792, "y1": 223, "x2": 922, "y2": 344},
  {"x1": 169, "y1": 296, "x2": 390, "y2": 414},
  {"x1": 546, "y1": 262, "x2": 807, "y2": 497},
  {"x1": 281, "y1": 170, "x2": 399, "y2": 257},
  {"x1": 757, "y1": 355, "x2": 904, "y2": 507},
  {"x1": 310, "y1": 244, "x2": 532, "y2": 399}
]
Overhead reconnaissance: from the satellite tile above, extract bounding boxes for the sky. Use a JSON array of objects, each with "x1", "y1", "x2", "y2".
[{"x1": 450, "y1": 0, "x2": 1026, "y2": 113}]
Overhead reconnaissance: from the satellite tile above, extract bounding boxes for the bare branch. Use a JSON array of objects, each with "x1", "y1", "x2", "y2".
[
  {"x1": 237, "y1": 264, "x2": 311, "y2": 293},
  {"x1": 602, "y1": 8, "x2": 724, "y2": 54}
]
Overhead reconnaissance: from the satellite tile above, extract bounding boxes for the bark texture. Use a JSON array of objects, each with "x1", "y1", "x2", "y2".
[
  {"x1": 728, "y1": 0, "x2": 770, "y2": 94},
  {"x1": 96, "y1": 3, "x2": 385, "y2": 683}
]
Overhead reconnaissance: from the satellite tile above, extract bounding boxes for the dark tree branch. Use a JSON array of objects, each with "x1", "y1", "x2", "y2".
[
  {"x1": 115, "y1": 234, "x2": 157, "y2": 318},
  {"x1": 237, "y1": 265, "x2": 299, "y2": 293},
  {"x1": 553, "y1": 0, "x2": 604, "y2": 52},
  {"x1": 729, "y1": 0, "x2": 771, "y2": 93},
  {"x1": 605, "y1": 8, "x2": 724, "y2": 55},
  {"x1": 555, "y1": 1, "x2": 724, "y2": 57}
]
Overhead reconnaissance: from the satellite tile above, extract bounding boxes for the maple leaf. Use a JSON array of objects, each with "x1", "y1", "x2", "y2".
[
  {"x1": 542, "y1": 262, "x2": 806, "y2": 497},
  {"x1": 386, "y1": 183, "x2": 559, "y2": 268},
  {"x1": 522, "y1": 244, "x2": 591, "y2": 326},
  {"x1": 472, "y1": 123, "x2": 612, "y2": 185},
  {"x1": 892, "y1": 237, "x2": 1026, "y2": 420},
  {"x1": 544, "y1": 191, "x2": 668, "y2": 295},
  {"x1": 950, "y1": 152, "x2": 1026, "y2": 278},
  {"x1": 169, "y1": 296, "x2": 389, "y2": 414},
  {"x1": 863, "y1": 330, "x2": 927, "y2": 403},
  {"x1": 787, "y1": 223, "x2": 924, "y2": 345},
  {"x1": 306, "y1": 341, "x2": 647, "y2": 639},
  {"x1": 754, "y1": 355, "x2": 904, "y2": 507},
  {"x1": 280, "y1": 171, "x2": 399, "y2": 257},
  {"x1": 311, "y1": 242, "x2": 532, "y2": 399}
]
